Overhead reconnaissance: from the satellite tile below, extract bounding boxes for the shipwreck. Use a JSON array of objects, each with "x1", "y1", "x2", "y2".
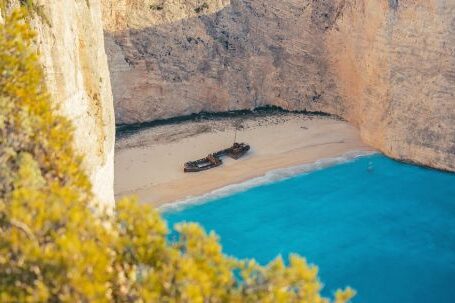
[{"x1": 184, "y1": 142, "x2": 250, "y2": 173}]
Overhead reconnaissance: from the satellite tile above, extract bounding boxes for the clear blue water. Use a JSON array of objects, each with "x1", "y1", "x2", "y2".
[{"x1": 163, "y1": 155, "x2": 455, "y2": 302}]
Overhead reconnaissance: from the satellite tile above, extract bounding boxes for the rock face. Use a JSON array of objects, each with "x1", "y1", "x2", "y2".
[
  {"x1": 102, "y1": 0, "x2": 343, "y2": 123},
  {"x1": 102, "y1": 0, "x2": 455, "y2": 172},
  {"x1": 328, "y1": 0, "x2": 455, "y2": 172},
  {"x1": 15, "y1": 0, "x2": 116, "y2": 205}
]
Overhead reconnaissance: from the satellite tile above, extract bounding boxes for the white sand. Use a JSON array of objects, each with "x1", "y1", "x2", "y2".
[{"x1": 115, "y1": 114, "x2": 374, "y2": 207}]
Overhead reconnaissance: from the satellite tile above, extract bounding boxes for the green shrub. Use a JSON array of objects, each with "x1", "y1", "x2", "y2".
[
  {"x1": 150, "y1": 4, "x2": 164, "y2": 11},
  {"x1": 194, "y1": 2, "x2": 209, "y2": 14}
]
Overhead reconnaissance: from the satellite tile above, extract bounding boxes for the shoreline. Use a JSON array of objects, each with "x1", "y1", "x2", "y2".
[
  {"x1": 115, "y1": 113, "x2": 375, "y2": 207},
  {"x1": 159, "y1": 150, "x2": 377, "y2": 212}
]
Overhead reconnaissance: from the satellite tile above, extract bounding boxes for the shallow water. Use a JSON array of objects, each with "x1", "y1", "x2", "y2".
[{"x1": 163, "y1": 155, "x2": 455, "y2": 302}]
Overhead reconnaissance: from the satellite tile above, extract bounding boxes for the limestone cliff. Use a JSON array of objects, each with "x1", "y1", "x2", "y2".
[
  {"x1": 6, "y1": 0, "x2": 116, "y2": 205},
  {"x1": 102, "y1": 0, "x2": 455, "y2": 172},
  {"x1": 102, "y1": 0, "x2": 342, "y2": 123},
  {"x1": 328, "y1": 0, "x2": 455, "y2": 172}
]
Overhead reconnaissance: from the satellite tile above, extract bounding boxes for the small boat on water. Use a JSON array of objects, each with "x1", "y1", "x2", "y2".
[{"x1": 184, "y1": 142, "x2": 250, "y2": 173}]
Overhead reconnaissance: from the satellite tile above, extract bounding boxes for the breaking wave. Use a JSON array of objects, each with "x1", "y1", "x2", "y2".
[{"x1": 159, "y1": 150, "x2": 377, "y2": 213}]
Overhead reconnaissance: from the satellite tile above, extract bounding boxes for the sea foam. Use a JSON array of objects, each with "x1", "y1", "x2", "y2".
[{"x1": 159, "y1": 150, "x2": 377, "y2": 212}]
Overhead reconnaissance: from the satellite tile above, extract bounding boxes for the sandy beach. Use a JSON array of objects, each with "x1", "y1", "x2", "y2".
[{"x1": 115, "y1": 113, "x2": 374, "y2": 207}]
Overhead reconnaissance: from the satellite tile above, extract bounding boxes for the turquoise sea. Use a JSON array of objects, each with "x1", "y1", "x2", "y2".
[{"x1": 163, "y1": 154, "x2": 455, "y2": 302}]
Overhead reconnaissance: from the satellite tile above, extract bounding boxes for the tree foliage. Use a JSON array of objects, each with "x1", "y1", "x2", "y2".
[{"x1": 0, "y1": 8, "x2": 355, "y2": 303}]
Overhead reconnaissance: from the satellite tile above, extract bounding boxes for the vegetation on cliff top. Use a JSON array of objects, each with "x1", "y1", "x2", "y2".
[{"x1": 0, "y1": 8, "x2": 355, "y2": 302}]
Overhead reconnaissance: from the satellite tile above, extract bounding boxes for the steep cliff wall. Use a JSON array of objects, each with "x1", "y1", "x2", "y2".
[
  {"x1": 6, "y1": 0, "x2": 116, "y2": 204},
  {"x1": 327, "y1": 0, "x2": 455, "y2": 171},
  {"x1": 102, "y1": 0, "x2": 344, "y2": 123},
  {"x1": 102, "y1": 0, "x2": 454, "y2": 172}
]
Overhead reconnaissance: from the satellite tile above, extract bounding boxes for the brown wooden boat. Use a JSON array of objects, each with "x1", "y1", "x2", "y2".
[{"x1": 184, "y1": 142, "x2": 250, "y2": 173}]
